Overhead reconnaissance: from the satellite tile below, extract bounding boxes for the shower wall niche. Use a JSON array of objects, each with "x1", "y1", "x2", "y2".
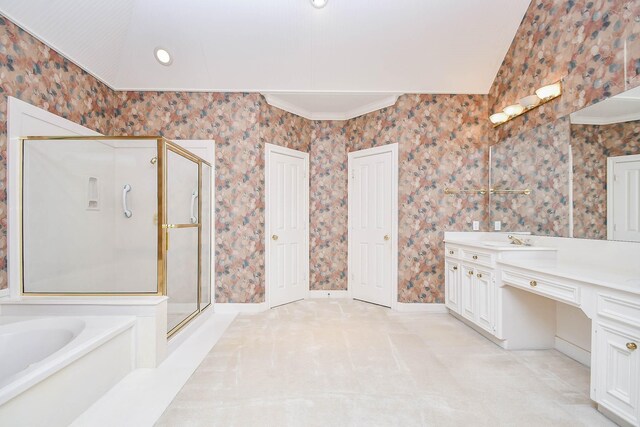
[{"x1": 21, "y1": 137, "x2": 213, "y2": 336}]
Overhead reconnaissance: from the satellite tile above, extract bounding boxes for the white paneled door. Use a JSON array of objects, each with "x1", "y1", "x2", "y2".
[
  {"x1": 609, "y1": 154, "x2": 640, "y2": 242},
  {"x1": 348, "y1": 144, "x2": 398, "y2": 308},
  {"x1": 266, "y1": 144, "x2": 309, "y2": 308}
]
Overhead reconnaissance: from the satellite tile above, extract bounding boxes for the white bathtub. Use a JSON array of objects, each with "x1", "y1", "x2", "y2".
[{"x1": 0, "y1": 316, "x2": 136, "y2": 427}]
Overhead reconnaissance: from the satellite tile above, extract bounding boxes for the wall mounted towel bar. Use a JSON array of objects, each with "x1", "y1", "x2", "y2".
[
  {"x1": 444, "y1": 188, "x2": 488, "y2": 195},
  {"x1": 490, "y1": 188, "x2": 531, "y2": 195}
]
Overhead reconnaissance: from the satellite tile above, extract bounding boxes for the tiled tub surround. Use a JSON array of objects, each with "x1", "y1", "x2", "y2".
[{"x1": 444, "y1": 231, "x2": 640, "y2": 426}]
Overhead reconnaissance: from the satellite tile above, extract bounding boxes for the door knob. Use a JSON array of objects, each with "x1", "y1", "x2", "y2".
[
  {"x1": 272, "y1": 235, "x2": 278, "y2": 241},
  {"x1": 530, "y1": 280, "x2": 537, "y2": 287},
  {"x1": 627, "y1": 342, "x2": 638, "y2": 351},
  {"x1": 384, "y1": 235, "x2": 390, "y2": 241}
]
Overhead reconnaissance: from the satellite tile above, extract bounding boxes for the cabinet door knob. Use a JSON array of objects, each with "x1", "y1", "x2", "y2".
[
  {"x1": 384, "y1": 235, "x2": 390, "y2": 241},
  {"x1": 453, "y1": 266, "x2": 458, "y2": 270},
  {"x1": 529, "y1": 280, "x2": 537, "y2": 287},
  {"x1": 449, "y1": 250, "x2": 454, "y2": 255},
  {"x1": 627, "y1": 342, "x2": 638, "y2": 351},
  {"x1": 477, "y1": 273, "x2": 482, "y2": 278},
  {"x1": 472, "y1": 255, "x2": 478, "y2": 260},
  {"x1": 468, "y1": 270, "x2": 474, "y2": 275},
  {"x1": 272, "y1": 235, "x2": 279, "y2": 241}
]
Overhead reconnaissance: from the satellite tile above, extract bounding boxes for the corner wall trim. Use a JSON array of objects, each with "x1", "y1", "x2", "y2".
[
  {"x1": 213, "y1": 302, "x2": 268, "y2": 314},
  {"x1": 395, "y1": 303, "x2": 447, "y2": 313},
  {"x1": 554, "y1": 336, "x2": 591, "y2": 367},
  {"x1": 308, "y1": 290, "x2": 350, "y2": 299}
]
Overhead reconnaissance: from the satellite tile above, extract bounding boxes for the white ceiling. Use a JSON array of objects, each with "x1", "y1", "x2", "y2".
[
  {"x1": 0, "y1": 0, "x2": 531, "y2": 119},
  {"x1": 570, "y1": 86, "x2": 640, "y2": 125}
]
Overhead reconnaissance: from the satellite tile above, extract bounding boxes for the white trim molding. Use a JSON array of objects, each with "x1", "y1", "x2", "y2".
[
  {"x1": 308, "y1": 290, "x2": 350, "y2": 299},
  {"x1": 213, "y1": 303, "x2": 268, "y2": 314},
  {"x1": 395, "y1": 303, "x2": 448, "y2": 313},
  {"x1": 262, "y1": 93, "x2": 401, "y2": 121}
]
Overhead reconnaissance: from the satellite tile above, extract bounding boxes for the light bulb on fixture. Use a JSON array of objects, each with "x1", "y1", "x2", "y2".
[
  {"x1": 489, "y1": 112, "x2": 509, "y2": 125},
  {"x1": 503, "y1": 104, "x2": 525, "y2": 117},
  {"x1": 154, "y1": 47, "x2": 172, "y2": 66},
  {"x1": 535, "y1": 82, "x2": 562, "y2": 100},
  {"x1": 310, "y1": 0, "x2": 328, "y2": 8},
  {"x1": 519, "y1": 94, "x2": 540, "y2": 110}
]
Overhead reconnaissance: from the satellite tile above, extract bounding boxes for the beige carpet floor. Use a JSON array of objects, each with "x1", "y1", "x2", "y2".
[{"x1": 156, "y1": 299, "x2": 614, "y2": 427}]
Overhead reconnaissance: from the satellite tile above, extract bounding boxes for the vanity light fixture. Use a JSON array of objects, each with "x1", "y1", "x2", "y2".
[
  {"x1": 535, "y1": 82, "x2": 562, "y2": 100},
  {"x1": 489, "y1": 112, "x2": 509, "y2": 125},
  {"x1": 489, "y1": 81, "x2": 562, "y2": 127},
  {"x1": 311, "y1": 0, "x2": 328, "y2": 8},
  {"x1": 154, "y1": 47, "x2": 172, "y2": 66},
  {"x1": 503, "y1": 104, "x2": 524, "y2": 117}
]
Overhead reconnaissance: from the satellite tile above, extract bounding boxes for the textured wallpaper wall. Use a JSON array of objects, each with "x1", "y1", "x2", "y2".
[{"x1": 489, "y1": 0, "x2": 640, "y2": 143}]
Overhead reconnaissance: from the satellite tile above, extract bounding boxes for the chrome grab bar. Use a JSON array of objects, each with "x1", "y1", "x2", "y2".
[
  {"x1": 123, "y1": 184, "x2": 132, "y2": 218},
  {"x1": 190, "y1": 190, "x2": 198, "y2": 224}
]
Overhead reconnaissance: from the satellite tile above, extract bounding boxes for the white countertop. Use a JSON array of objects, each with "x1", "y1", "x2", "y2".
[
  {"x1": 498, "y1": 259, "x2": 640, "y2": 295},
  {"x1": 444, "y1": 239, "x2": 557, "y2": 252}
]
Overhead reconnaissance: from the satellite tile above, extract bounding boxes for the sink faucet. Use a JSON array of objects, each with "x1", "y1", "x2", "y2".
[{"x1": 508, "y1": 235, "x2": 526, "y2": 246}]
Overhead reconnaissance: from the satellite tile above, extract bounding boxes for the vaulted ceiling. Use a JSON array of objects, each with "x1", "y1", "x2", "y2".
[{"x1": 0, "y1": 0, "x2": 531, "y2": 119}]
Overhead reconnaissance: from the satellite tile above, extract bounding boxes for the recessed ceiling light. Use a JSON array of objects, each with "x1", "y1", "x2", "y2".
[
  {"x1": 154, "y1": 47, "x2": 172, "y2": 66},
  {"x1": 310, "y1": 0, "x2": 328, "y2": 9}
]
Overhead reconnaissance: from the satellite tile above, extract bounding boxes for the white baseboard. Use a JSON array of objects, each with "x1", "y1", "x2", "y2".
[
  {"x1": 395, "y1": 303, "x2": 447, "y2": 313},
  {"x1": 213, "y1": 302, "x2": 268, "y2": 313},
  {"x1": 554, "y1": 336, "x2": 591, "y2": 367},
  {"x1": 308, "y1": 290, "x2": 350, "y2": 299}
]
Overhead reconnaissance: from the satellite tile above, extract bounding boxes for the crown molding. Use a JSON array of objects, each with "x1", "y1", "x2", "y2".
[{"x1": 262, "y1": 93, "x2": 401, "y2": 121}]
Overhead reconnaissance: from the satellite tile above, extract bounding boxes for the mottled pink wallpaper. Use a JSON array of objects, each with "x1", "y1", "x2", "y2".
[
  {"x1": 309, "y1": 121, "x2": 348, "y2": 291},
  {"x1": 571, "y1": 120, "x2": 640, "y2": 239},
  {"x1": 489, "y1": 0, "x2": 639, "y2": 142},
  {"x1": 0, "y1": 16, "x2": 115, "y2": 291},
  {"x1": 344, "y1": 94, "x2": 490, "y2": 303},
  {"x1": 490, "y1": 118, "x2": 572, "y2": 237}
]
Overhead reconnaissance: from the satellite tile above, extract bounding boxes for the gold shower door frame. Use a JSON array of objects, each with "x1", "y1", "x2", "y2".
[{"x1": 18, "y1": 136, "x2": 212, "y2": 337}]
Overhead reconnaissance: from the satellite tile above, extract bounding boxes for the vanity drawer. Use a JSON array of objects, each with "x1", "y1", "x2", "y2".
[
  {"x1": 461, "y1": 249, "x2": 494, "y2": 267},
  {"x1": 502, "y1": 270, "x2": 580, "y2": 306},
  {"x1": 445, "y1": 246, "x2": 460, "y2": 258},
  {"x1": 597, "y1": 293, "x2": 640, "y2": 328}
]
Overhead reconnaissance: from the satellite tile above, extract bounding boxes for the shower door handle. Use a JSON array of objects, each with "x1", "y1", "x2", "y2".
[
  {"x1": 123, "y1": 184, "x2": 132, "y2": 218},
  {"x1": 190, "y1": 190, "x2": 198, "y2": 224}
]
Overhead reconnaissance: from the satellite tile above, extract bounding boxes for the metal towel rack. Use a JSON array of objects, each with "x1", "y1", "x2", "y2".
[
  {"x1": 490, "y1": 188, "x2": 531, "y2": 195},
  {"x1": 444, "y1": 188, "x2": 488, "y2": 195}
]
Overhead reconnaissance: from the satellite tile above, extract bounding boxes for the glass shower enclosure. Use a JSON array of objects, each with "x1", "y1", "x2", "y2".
[{"x1": 20, "y1": 136, "x2": 212, "y2": 337}]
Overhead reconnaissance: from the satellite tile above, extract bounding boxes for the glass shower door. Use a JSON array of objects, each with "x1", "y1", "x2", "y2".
[{"x1": 164, "y1": 146, "x2": 201, "y2": 334}]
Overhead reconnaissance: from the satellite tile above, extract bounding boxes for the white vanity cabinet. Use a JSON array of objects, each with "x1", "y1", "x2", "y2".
[
  {"x1": 444, "y1": 243, "x2": 497, "y2": 335},
  {"x1": 593, "y1": 293, "x2": 640, "y2": 425}
]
